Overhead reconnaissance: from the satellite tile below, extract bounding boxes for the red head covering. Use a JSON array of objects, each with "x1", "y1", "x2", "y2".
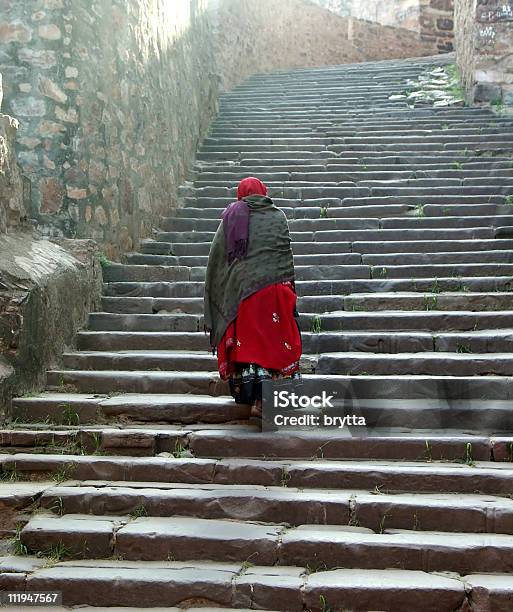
[{"x1": 237, "y1": 176, "x2": 268, "y2": 201}]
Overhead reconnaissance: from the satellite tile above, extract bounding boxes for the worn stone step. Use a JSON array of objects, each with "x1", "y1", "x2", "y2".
[
  {"x1": 39, "y1": 483, "x2": 513, "y2": 535},
  {"x1": 71, "y1": 328, "x2": 513, "y2": 357},
  {"x1": 101, "y1": 296, "x2": 205, "y2": 315},
  {"x1": 187, "y1": 426, "x2": 504, "y2": 460},
  {"x1": 44, "y1": 370, "x2": 513, "y2": 400},
  {"x1": 162, "y1": 217, "x2": 382, "y2": 233},
  {"x1": 367, "y1": 263, "x2": 513, "y2": 278},
  {"x1": 9, "y1": 453, "x2": 513, "y2": 494},
  {"x1": 86, "y1": 310, "x2": 513, "y2": 334},
  {"x1": 317, "y1": 351, "x2": 513, "y2": 377},
  {"x1": 303, "y1": 310, "x2": 513, "y2": 332},
  {"x1": 194, "y1": 160, "x2": 513, "y2": 174},
  {"x1": 342, "y1": 292, "x2": 513, "y2": 312},
  {"x1": 190, "y1": 177, "x2": 513, "y2": 190},
  {"x1": 3, "y1": 422, "x2": 504, "y2": 463},
  {"x1": 12, "y1": 393, "x2": 246, "y2": 425},
  {"x1": 178, "y1": 203, "x2": 513, "y2": 221},
  {"x1": 362, "y1": 250, "x2": 513, "y2": 265},
  {"x1": 125, "y1": 252, "x2": 363, "y2": 267},
  {"x1": 62, "y1": 350, "x2": 217, "y2": 371},
  {"x1": 353, "y1": 238, "x2": 513, "y2": 253},
  {"x1": 150, "y1": 237, "x2": 513, "y2": 257},
  {"x1": 99, "y1": 292, "x2": 513, "y2": 316},
  {"x1": 20, "y1": 513, "x2": 513, "y2": 578},
  {"x1": 102, "y1": 263, "x2": 372, "y2": 285},
  {"x1": 5, "y1": 557, "x2": 483, "y2": 611},
  {"x1": 161, "y1": 215, "x2": 513, "y2": 234},
  {"x1": 45, "y1": 369, "x2": 227, "y2": 396},
  {"x1": 156, "y1": 228, "x2": 496, "y2": 244},
  {"x1": 182, "y1": 196, "x2": 508, "y2": 210},
  {"x1": 101, "y1": 276, "x2": 513, "y2": 299}
]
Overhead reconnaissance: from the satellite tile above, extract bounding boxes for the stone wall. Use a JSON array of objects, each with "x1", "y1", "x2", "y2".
[
  {"x1": 0, "y1": 73, "x2": 29, "y2": 233},
  {"x1": 455, "y1": 0, "x2": 513, "y2": 106},
  {"x1": 1, "y1": 0, "x2": 436, "y2": 258},
  {"x1": 419, "y1": 0, "x2": 455, "y2": 53},
  {"x1": 211, "y1": 0, "x2": 434, "y2": 92},
  {"x1": 0, "y1": 0, "x2": 219, "y2": 260},
  {"x1": 311, "y1": 0, "x2": 454, "y2": 51}
]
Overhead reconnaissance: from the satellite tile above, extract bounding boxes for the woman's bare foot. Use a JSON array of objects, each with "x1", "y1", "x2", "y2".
[{"x1": 250, "y1": 399, "x2": 262, "y2": 418}]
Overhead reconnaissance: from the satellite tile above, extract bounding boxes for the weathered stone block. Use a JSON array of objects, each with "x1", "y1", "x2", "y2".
[
  {"x1": 38, "y1": 76, "x2": 67, "y2": 104},
  {"x1": 40, "y1": 177, "x2": 64, "y2": 214},
  {"x1": 0, "y1": 234, "x2": 102, "y2": 418},
  {"x1": 38, "y1": 24, "x2": 61, "y2": 40},
  {"x1": 474, "y1": 81, "x2": 503, "y2": 103},
  {"x1": 0, "y1": 22, "x2": 32, "y2": 43}
]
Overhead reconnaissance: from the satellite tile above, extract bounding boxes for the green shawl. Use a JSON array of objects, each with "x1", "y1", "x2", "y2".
[{"x1": 203, "y1": 195, "x2": 295, "y2": 348}]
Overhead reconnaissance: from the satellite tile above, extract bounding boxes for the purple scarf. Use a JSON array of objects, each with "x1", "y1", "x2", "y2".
[{"x1": 222, "y1": 200, "x2": 250, "y2": 264}]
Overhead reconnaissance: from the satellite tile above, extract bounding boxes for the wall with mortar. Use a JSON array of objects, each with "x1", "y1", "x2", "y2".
[
  {"x1": 1, "y1": 0, "x2": 435, "y2": 258},
  {"x1": 0, "y1": 0, "x2": 218, "y2": 260},
  {"x1": 455, "y1": 0, "x2": 513, "y2": 105},
  {"x1": 419, "y1": 0, "x2": 455, "y2": 53},
  {"x1": 211, "y1": 0, "x2": 434, "y2": 92},
  {"x1": 0, "y1": 71, "x2": 102, "y2": 417},
  {"x1": 310, "y1": 0, "x2": 455, "y2": 51},
  {"x1": 0, "y1": 72, "x2": 30, "y2": 234}
]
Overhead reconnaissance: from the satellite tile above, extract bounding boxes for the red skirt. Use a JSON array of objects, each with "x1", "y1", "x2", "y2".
[{"x1": 217, "y1": 282, "x2": 302, "y2": 380}]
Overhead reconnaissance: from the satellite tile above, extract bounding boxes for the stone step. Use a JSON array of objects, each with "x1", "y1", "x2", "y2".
[
  {"x1": 38, "y1": 483, "x2": 513, "y2": 535},
  {"x1": 191, "y1": 176, "x2": 513, "y2": 188},
  {"x1": 104, "y1": 261, "x2": 513, "y2": 283},
  {"x1": 126, "y1": 249, "x2": 513, "y2": 268},
  {"x1": 203, "y1": 134, "x2": 513, "y2": 147},
  {"x1": 174, "y1": 206, "x2": 512, "y2": 222},
  {"x1": 194, "y1": 160, "x2": 513, "y2": 173},
  {"x1": 101, "y1": 276, "x2": 513, "y2": 298},
  {"x1": 161, "y1": 215, "x2": 513, "y2": 233},
  {"x1": 316, "y1": 351, "x2": 513, "y2": 376},
  {"x1": 151, "y1": 238, "x2": 513, "y2": 256},
  {"x1": 3, "y1": 556, "x2": 487, "y2": 611},
  {"x1": 155, "y1": 228, "x2": 497, "y2": 244},
  {"x1": 215, "y1": 108, "x2": 495, "y2": 119},
  {"x1": 362, "y1": 250, "x2": 513, "y2": 264},
  {"x1": 86, "y1": 311, "x2": 513, "y2": 334},
  {"x1": 196, "y1": 156, "x2": 513, "y2": 169},
  {"x1": 73, "y1": 328, "x2": 513, "y2": 357},
  {"x1": 19, "y1": 513, "x2": 513, "y2": 575},
  {"x1": 102, "y1": 264, "x2": 372, "y2": 284},
  {"x1": 11, "y1": 393, "x2": 246, "y2": 425},
  {"x1": 125, "y1": 252, "x2": 363, "y2": 267},
  {"x1": 211, "y1": 120, "x2": 513, "y2": 133},
  {"x1": 7, "y1": 453, "x2": 513, "y2": 494},
  {"x1": 44, "y1": 371, "x2": 513, "y2": 400},
  {"x1": 186, "y1": 426, "x2": 508, "y2": 460},
  {"x1": 211, "y1": 125, "x2": 513, "y2": 137},
  {"x1": 99, "y1": 292, "x2": 513, "y2": 315},
  {"x1": 181, "y1": 196, "x2": 509, "y2": 210},
  {"x1": 60, "y1": 348, "x2": 513, "y2": 378},
  {"x1": 302, "y1": 311, "x2": 513, "y2": 332},
  {"x1": 4, "y1": 417, "x2": 506, "y2": 461}
]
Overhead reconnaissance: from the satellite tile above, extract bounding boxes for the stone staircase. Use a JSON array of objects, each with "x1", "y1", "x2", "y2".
[{"x1": 2, "y1": 54, "x2": 513, "y2": 610}]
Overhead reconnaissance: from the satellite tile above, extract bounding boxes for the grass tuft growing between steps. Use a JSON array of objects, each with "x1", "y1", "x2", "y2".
[{"x1": 13, "y1": 525, "x2": 28, "y2": 556}]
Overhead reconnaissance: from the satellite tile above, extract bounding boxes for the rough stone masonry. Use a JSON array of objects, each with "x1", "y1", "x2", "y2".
[
  {"x1": 0, "y1": 0, "x2": 434, "y2": 259},
  {"x1": 455, "y1": 0, "x2": 513, "y2": 105}
]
